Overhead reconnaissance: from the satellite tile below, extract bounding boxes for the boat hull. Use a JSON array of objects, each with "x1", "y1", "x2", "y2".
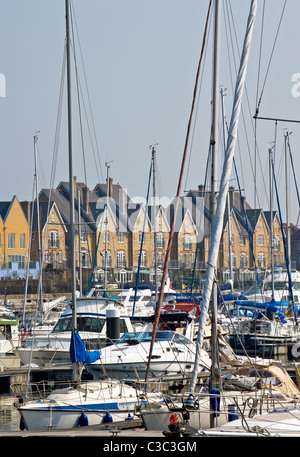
[{"x1": 18, "y1": 404, "x2": 138, "y2": 430}]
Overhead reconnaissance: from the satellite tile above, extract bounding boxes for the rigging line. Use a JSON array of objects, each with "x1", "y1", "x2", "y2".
[
  {"x1": 288, "y1": 137, "x2": 300, "y2": 225},
  {"x1": 255, "y1": 0, "x2": 287, "y2": 114},
  {"x1": 184, "y1": 8, "x2": 213, "y2": 192},
  {"x1": 255, "y1": 0, "x2": 266, "y2": 111},
  {"x1": 132, "y1": 162, "x2": 152, "y2": 321},
  {"x1": 272, "y1": 159, "x2": 296, "y2": 320},
  {"x1": 71, "y1": 1, "x2": 104, "y2": 183},
  {"x1": 145, "y1": 0, "x2": 213, "y2": 382},
  {"x1": 225, "y1": 1, "x2": 267, "y2": 207},
  {"x1": 39, "y1": 45, "x2": 67, "y2": 288},
  {"x1": 70, "y1": 10, "x2": 88, "y2": 186}
]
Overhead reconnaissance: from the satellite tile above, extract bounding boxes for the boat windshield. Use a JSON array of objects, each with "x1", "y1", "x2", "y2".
[
  {"x1": 117, "y1": 331, "x2": 190, "y2": 344},
  {"x1": 52, "y1": 316, "x2": 106, "y2": 333}
]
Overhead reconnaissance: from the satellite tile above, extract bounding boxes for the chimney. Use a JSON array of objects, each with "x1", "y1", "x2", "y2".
[
  {"x1": 21, "y1": 201, "x2": 31, "y2": 223},
  {"x1": 73, "y1": 176, "x2": 77, "y2": 200},
  {"x1": 198, "y1": 184, "x2": 205, "y2": 197},
  {"x1": 241, "y1": 196, "x2": 246, "y2": 213},
  {"x1": 109, "y1": 177, "x2": 113, "y2": 198},
  {"x1": 118, "y1": 188, "x2": 127, "y2": 214},
  {"x1": 229, "y1": 186, "x2": 235, "y2": 209},
  {"x1": 82, "y1": 186, "x2": 89, "y2": 213}
]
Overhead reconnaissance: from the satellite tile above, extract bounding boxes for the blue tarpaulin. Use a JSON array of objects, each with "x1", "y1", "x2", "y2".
[{"x1": 70, "y1": 328, "x2": 101, "y2": 365}]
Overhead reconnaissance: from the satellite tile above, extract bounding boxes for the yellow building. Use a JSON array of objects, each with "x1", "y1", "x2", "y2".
[{"x1": 0, "y1": 196, "x2": 30, "y2": 270}]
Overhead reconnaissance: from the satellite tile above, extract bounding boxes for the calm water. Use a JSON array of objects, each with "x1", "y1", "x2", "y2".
[{"x1": 0, "y1": 395, "x2": 21, "y2": 431}]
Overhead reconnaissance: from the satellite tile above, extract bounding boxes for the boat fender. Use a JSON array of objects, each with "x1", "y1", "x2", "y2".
[
  {"x1": 210, "y1": 388, "x2": 220, "y2": 417},
  {"x1": 126, "y1": 414, "x2": 133, "y2": 420},
  {"x1": 79, "y1": 412, "x2": 89, "y2": 426},
  {"x1": 103, "y1": 412, "x2": 113, "y2": 423},
  {"x1": 228, "y1": 404, "x2": 238, "y2": 422},
  {"x1": 19, "y1": 417, "x2": 26, "y2": 431}
]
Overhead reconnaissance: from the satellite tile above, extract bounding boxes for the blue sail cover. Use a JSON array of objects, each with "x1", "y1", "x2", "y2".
[{"x1": 70, "y1": 328, "x2": 101, "y2": 364}]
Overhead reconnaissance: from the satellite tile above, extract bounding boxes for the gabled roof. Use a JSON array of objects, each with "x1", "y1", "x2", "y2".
[
  {"x1": 0, "y1": 201, "x2": 11, "y2": 222},
  {"x1": 30, "y1": 200, "x2": 67, "y2": 233},
  {"x1": 40, "y1": 187, "x2": 96, "y2": 233},
  {"x1": 263, "y1": 210, "x2": 278, "y2": 230},
  {"x1": 147, "y1": 205, "x2": 170, "y2": 232}
]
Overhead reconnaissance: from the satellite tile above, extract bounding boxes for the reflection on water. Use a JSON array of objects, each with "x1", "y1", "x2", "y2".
[{"x1": 0, "y1": 395, "x2": 20, "y2": 431}]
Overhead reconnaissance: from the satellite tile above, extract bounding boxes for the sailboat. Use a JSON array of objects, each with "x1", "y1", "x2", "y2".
[
  {"x1": 17, "y1": 329, "x2": 161, "y2": 431},
  {"x1": 16, "y1": 0, "x2": 162, "y2": 431}
]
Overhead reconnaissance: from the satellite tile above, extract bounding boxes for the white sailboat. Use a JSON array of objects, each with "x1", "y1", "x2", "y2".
[{"x1": 16, "y1": 0, "x2": 162, "y2": 431}]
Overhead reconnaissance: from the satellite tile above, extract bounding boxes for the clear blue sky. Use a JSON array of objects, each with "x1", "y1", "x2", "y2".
[{"x1": 0, "y1": 0, "x2": 299, "y2": 224}]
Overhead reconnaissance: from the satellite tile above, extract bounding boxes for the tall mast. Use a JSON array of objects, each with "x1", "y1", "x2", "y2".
[
  {"x1": 34, "y1": 133, "x2": 44, "y2": 317},
  {"x1": 210, "y1": 0, "x2": 222, "y2": 395},
  {"x1": 220, "y1": 88, "x2": 233, "y2": 283},
  {"x1": 104, "y1": 162, "x2": 111, "y2": 292},
  {"x1": 285, "y1": 132, "x2": 291, "y2": 269},
  {"x1": 151, "y1": 145, "x2": 158, "y2": 302},
  {"x1": 65, "y1": 0, "x2": 78, "y2": 382},
  {"x1": 269, "y1": 147, "x2": 275, "y2": 298},
  {"x1": 191, "y1": 0, "x2": 257, "y2": 393}
]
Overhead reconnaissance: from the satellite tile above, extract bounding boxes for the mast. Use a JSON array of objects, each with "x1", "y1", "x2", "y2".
[
  {"x1": 269, "y1": 147, "x2": 275, "y2": 298},
  {"x1": 190, "y1": 0, "x2": 257, "y2": 392},
  {"x1": 65, "y1": 0, "x2": 78, "y2": 383},
  {"x1": 104, "y1": 162, "x2": 111, "y2": 292},
  {"x1": 220, "y1": 88, "x2": 233, "y2": 283},
  {"x1": 285, "y1": 132, "x2": 291, "y2": 269},
  {"x1": 33, "y1": 133, "x2": 44, "y2": 317},
  {"x1": 78, "y1": 190, "x2": 82, "y2": 297},
  {"x1": 210, "y1": 0, "x2": 222, "y2": 395},
  {"x1": 151, "y1": 144, "x2": 158, "y2": 302}
]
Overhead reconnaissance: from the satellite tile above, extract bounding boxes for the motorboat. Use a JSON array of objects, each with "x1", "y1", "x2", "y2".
[
  {"x1": 0, "y1": 305, "x2": 21, "y2": 369},
  {"x1": 15, "y1": 296, "x2": 138, "y2": 367},
  {"x1": 86, "y1": 312, "x2": 211, "y2": 380}
]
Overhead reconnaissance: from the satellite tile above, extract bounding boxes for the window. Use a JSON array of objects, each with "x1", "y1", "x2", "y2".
[
  {"x1": 118, "y1": 232, "x2": 124, "y2": 243},
  {"x1": 20, "y1": 233, "x2": 25, "y2": 249},
  {"x1": 102, "y1": 250, "x2": 111, "y2": 267},
  {"x1": 258, "y1": 235, "x2": 264, "y2": 246},
  {"x1": 157, "y1": 251, "x2": 163, "y2": 267},
  {"x1": 52, "y1": 251, "x2": 56, "y2": 268},
  {"x1": 117, "y1": 251, "x2": 126, "y2": 267},
  {"x1": 45, "y1": 251, "x2": 49, "y2": 263},
  {"x1": 258, "y1": 253, "x2": 265, "y2": 267},
  {"x1": 8, "y1": 233, "x2": 15, "y2": 249},
  {"x1": 156, "y1": 233, "x2": 164, "y2": 249},
  {"x1": 240, "y1": 235, "x2": 246, "y2": 246},
  {"x1": 58, "y1": 251, "x2": 62, "y2": 263},
  {"x1": 240, "y1": 253, "x2": 248, "y2": 268},
  {"x1": 273, "y1": 235, "x2": 280, "y2": 250},
  {"x1": 49, "y1": 231, "x2": 58, "y2": 248},
  {"x1": 141, "y1": 251, "x2": 147, "y2": 267},
  {"x1": 7, "y1": 255, "x2": 25, "y2": 268},
  {"x1": 81, "y1": 251, "x2": 89, "y2": 267},
  {"x1": 183, "y1": 234, "x2": 192, "y2": 250},
  {"x1": 81, "y1": 232, "x2": 87, "y2": 242},
  {"x1": 104, "y1": 231, "x2": 110, "y2": 243}
]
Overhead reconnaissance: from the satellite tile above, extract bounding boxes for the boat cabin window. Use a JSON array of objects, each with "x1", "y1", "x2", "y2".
[
  {"x1": 117, "y1": 331, "x2": 188, "y2": 344},
  {"x1": 52, "y1": 316, "x2": 106, "y2": 333}
]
